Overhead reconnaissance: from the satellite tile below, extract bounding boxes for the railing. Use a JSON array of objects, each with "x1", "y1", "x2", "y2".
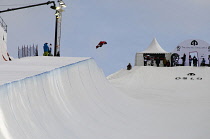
[
  {"x1": 18, "y1": 45, "x2": 38, "y2": 58},
  {"x1": 0, "y1": 16, "x2": 7, "y2": 32}
]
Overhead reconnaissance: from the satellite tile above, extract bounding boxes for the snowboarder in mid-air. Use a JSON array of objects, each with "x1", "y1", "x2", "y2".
[{"x1": 96, "y1": 41, "x2": 107, "y2": 49}]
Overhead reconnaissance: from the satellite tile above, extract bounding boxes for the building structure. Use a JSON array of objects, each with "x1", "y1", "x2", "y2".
[
  {"x1": 135, "y1": 38, "x2": 171, "y2": 66},
  {"x1": 171, "y1": 39, "x2": 210, "y2": 67}
]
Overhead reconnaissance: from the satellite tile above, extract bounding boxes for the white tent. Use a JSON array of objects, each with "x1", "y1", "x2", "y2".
[{"x1": 135, "y1": 38, "x2": 171, "y2": 66}]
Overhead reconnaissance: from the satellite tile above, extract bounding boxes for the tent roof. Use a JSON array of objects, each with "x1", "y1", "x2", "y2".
[{"x1": 138, "y1": 38, "x2": 169, "y2": 54}]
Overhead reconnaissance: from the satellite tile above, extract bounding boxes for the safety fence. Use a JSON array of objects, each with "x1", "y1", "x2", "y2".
[
  {"x1": 0, "y1": 16, "x2": 7, "y2": 32},
  {"x1": 18, "y1": 45, "x2": 38, "y2": 58}
]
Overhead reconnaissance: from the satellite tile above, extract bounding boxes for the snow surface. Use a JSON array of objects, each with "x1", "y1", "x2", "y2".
[
  {"x1": 0, "y1": 57, "x2": 210, "y2": 139},
  {"x1": 0, "y1": 56, "x2": 90, "y2": 85}
]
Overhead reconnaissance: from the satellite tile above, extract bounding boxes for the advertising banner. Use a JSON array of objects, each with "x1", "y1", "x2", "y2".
[{"x1": 171, "y1": 39, "x2": 210, "y2": 67}]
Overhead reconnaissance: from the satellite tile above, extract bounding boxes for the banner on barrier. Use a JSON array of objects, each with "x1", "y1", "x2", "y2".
[{"x1": 171, "y1": 39, "x2": 210, "y2": 67}]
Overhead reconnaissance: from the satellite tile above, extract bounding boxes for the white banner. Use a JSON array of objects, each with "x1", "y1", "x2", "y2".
[{"x1": 171, "y1": 39, "x2": 210, "y2": 66}]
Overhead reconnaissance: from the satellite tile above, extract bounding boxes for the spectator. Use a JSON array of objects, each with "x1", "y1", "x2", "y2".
[
  {"x1": 182, "y1": 53, "x2": 186, "y2": 66},
  {"x1": 208, "y1": 55, "x2": 210, "y2": 66},
  {"x1": 144, "y1": 57, "x2": 147, "y2": 66},
  {"x1": 155, "y1": 57, "x2": 160, "y2": 67},
  {"x1": 43, "y1": 43, "x2": 49, "y2": 56},
  {"x1": 127, "y1": 63, "x2": 132, "y2": 70},
  {"x1": 193, "y1": 56, "x2": 198, "y2": 67},
  {"x1": 189, "y1": 55, "x2": 192, "y2": 66},
  {"x1": 163, "y1": 57, "x2": 167, "y2": 67},
  {"x1": 151, "y1": 57, "x2": 154, "y2": 66},
  {"x1": 48, "y1": 44, "x2": 53, "y2": 56},
  {"x1": 166, "y1": 60, "x2": 170, "y2": 67},
  {"x1": 201, "y1": 58, "x2": 205, "y2": 66}
]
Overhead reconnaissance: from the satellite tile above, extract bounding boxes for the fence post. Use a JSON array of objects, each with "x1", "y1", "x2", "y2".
[
  {"x1": 30, "y1": 45, "x2": 31, "y2": 56},
  {"x1": 18, "y1": 44, "x2": 39, "y2": 58},
  {"x1": 24, "y1": 45, "x2": 26, "y2": 57},
  {"x1": 18, "y1": 46, "x2": 19, "y2": 59},
  {"x1": 18, "y1": 46, "x2": 19, "y2": 58},
  {"x1": 26, "y1": 45, "x2": 28, "y2": 57},
  {"x1": 36, "y1": 45, "x2": 38, "y2": 56},
  {"x1": 22, "y1": 45, "x2": 24, "y2": 57},
  {"x1": 32, "y1": 45, "x2": 34, "y2": 56}
]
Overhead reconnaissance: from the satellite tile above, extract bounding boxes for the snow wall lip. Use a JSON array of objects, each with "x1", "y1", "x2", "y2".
[{"x1": 0, "y1": 56, "x2": 91, "y2": 86}]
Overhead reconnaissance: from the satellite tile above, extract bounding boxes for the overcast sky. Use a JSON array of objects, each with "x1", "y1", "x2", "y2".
[{"x1": 1, "y1": 0, "x2": 210, "y2": 75}]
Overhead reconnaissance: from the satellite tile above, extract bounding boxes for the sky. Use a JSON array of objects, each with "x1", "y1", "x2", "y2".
[{"x1": 1, "y1": 0, "x2": 210, "y2": 76}]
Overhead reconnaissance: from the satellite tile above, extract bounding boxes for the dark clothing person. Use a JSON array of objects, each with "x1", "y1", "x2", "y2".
[
  {"x1": 163, "y1": 57, "x2": 167, "y2": 67},
  {"x1": 208, "y1": 56, "x2": 210, "y2": 66},
  {"x1": 189, "y1": 55, "x2": 192, "y2": 66},
  {"x1": 48, "y1": 44, "x2": 53, "y2": 56},
  {"x1": 201, "y1": 58, "x2": 205, "y2": 66},
  {"x1": 182, "y1": 53, "x2": 186, "y2": 66},
  {"x1": 166, "y1": 60, "x2": 170, "y2": 67},
  {"x1": 155, "y1": 57, "x2": 160, "y2": 67},
  {"x1": 144, "y1": 57, "x2": 147, "y2": 66},
  {"x1": 151, "y1": 59, "x2": 154, "y2": 66},
  {"x1": 127, "y1": 63, "x2": 132, "y2": 70},
  {"x1": 193, "y1": 56, "x2": 198, "y2": 67}
]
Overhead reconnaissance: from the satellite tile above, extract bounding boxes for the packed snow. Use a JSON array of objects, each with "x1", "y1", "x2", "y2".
[
  {"x1": 0, "y1": 56, "x2": 209, "y2": 139},
  {"x1": 0, "y1": 56, "x2": 90, "y2": 85}
]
